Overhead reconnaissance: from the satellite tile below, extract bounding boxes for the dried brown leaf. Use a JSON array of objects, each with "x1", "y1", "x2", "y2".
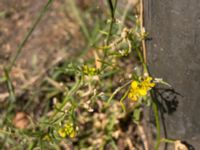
[{"x1": 13, "y1": 112, "x2": 29, "y2": 129}]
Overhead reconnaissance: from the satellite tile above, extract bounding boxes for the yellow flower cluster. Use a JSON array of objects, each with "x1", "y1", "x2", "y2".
[
  {"x1": 82, "y1": 65, "x2": 97, "y2": 76},
  {"x1": 128, "y1": 77, "x2": 155, "y2": 101},
  {"x1": 42, "y1": 134, "x2": 51, "y2": 141},
  {"x1": 58, "y1": 123, "x2": 76, "y2": 138}
]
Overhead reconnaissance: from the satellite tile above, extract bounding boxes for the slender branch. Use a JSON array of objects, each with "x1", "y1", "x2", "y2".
[
  {"x1": 160, "y1": 138, "x2": 175, "y2": 144},
  {"x1": 106, "y1": 0, "x2": 118, "y2": 45},
  {"x1": 108, "y1": 0, "x2": 114, "y2": 19},
  {"x1": 140, "y1": 0, "x2": 147, "y2": 64},
  {"x1": 152, "y1": 98, "x2": 161, "y2": 150},
  {"x1": 107, "y1": 80, "x2": 132, "y2": 104}
]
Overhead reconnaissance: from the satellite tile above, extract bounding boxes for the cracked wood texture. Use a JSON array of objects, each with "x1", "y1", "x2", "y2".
[{"x1": 144, "y1": 0, "x2": 200, "y2": 149}]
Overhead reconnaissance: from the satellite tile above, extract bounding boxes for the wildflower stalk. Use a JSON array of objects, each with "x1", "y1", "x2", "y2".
[
  {"x1": 101, "y1": 0, "x2": 118, "y2": 70},
  {"x1": 106, "y1": 0, "x2": 118, "y2": 45},
  {"x1": 139, "y1": 0, "x2": 162, "y2": 148},
  {"x1": 135, "y1": 47, "x2": 148, "y2": 75},
  {"x1": 139, "y1": 0, "x2": 147, "y2": 64},
  {"x1": 143, "y1": 40, "x2": 161, "y2": 150},
  {"x1": 50, "y1": 77, "x2": 82, "y2": 123},
  {"x1": 160, "y1": 138, "x2": 175, "y2": 144},
  {"x1": 107, "y1": 80, "x2": 132, "y2": 105},
  {"x1": 152, "y1": 98, "x2": 161, "y2": 150},
  {"x1": 106, "y1": 0, "x2": 113, "y2": 43},
  {"x1": 3, "y1": 68, "x2": 15, "y2": 105}
]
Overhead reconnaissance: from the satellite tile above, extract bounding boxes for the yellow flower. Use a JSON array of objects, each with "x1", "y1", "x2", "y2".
[
  {"x1": 42, "y1": 134, "x2": 51, "y2": 141},
  {"x1": 141, "y1": 77, "x2": 155, "y2": 90},
  {"x1": 128, "y1": 76, "x2": 155, "y2": 101},
  {"x1": 131, "y1": 81, "x2": 138, "y2": 89},
  {"x1": 138, "y1": 88, "x2": 147, "y2": 96},
  {"x1": 58, "y1": 128, "x2": 67, "y2": 138},
  {"x1": 64, "y1": 123, "x2": 76, "y2": 138},
  {"x1": 58, "y1": 123, "x2": 76, "y2": 138},
  {"x1": 128, "y1": 90, "x2": 138, "y2": 101},
  {"x1": 83, "y1": 65, "x2": 89, "y2": 74},
  {"x1": 83, "y1": 65, "x2": 97, "y2": 76}
]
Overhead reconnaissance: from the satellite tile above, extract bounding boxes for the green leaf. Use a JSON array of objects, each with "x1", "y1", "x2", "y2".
[{"x1": 133, "y1": 108, "x2": 141, "y2": 124}]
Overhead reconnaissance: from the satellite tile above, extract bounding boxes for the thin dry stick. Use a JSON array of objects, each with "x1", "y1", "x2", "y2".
[
  {"x1": 140, "y1": 1, "x2": 163, "y2": 149},
  {"x1": 138, "y1": 125, "x2": 149, "y2": 150},
  {"x1": 138, "y1": 0, "x2": 149, "y2": 149},
  {"x1": 140, "y1": 0, "x2": 147, "y2": 64}
]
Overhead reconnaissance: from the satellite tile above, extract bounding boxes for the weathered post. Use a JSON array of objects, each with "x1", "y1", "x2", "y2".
[{"x1": 144, "y1": 0, "x2": 200, "y2": 149}]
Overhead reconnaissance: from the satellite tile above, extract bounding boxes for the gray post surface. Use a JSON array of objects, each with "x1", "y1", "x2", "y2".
[{"x1": 144, "y1": 0, "x2": 200, "y2": 149}]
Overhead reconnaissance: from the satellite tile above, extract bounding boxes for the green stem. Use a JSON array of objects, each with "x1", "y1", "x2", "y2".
[
  {"x1": 102, "y1": 0, "x2": 118, "y2": 70},
  {"x1": 160, "y1": 138, "x2": 175, "y2": 144},
  {"x1": 152, "y1": 99, "x2": 161, "y2": 150},
  {"x1": 107, "y1": 80, "x2": 131, "y2": 104},
  {"x1": 135, "y1": 48, "x2": 148, "y2": 75},
  {"x1": 50, "y1": 77, "x2": 82, "y2": 123},
  {"x1": 8, "y1": 0, "x2": 53, "y2": 72},
  {"x1": 3, "y1": 68, "x2": 15, "y2": 105},
  {"x1": 106, "y1": 18, "x2": 114, "y2": 45},
  {"x1": 106, "y1": 0, "x2": 118, "y2": 45},
  {"x1": 107, "y1": 0, "x2": 114, "y2": 19}
]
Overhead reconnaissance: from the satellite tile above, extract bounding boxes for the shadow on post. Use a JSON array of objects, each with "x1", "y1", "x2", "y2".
[{"x1": 151, "y1": 88, "x2": 195, "y2": 150}]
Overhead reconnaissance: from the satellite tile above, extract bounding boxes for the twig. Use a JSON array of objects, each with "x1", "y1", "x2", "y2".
[
  {"x1": 152, "y1": 99, "x2": 161, "y2": 150},
  {"x1": 140, "y1": 0, "x2": 147, "y2": 64},
  {"x1": 106, "y1": 0, "x2": 118, "y2": 45},
  {"x1": 107, "y1": 80, "x2": 132, "y2": 104},
  {"x1": 102, "y1": 0, "x2": 118, "y2": 70},
  {"x1": 138, "y1": 125, "x2": 149, "y2": 150}
]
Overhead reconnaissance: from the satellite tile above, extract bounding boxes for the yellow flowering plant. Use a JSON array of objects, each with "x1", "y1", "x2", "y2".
[
  {"x1": 82, "y1": 65, "x2": 98, "y2": 76},
  {"x1": 58, "y1": 122, "x2": 76, "y2": 138},
  {"x1": 128, "y1": 76, "x2": 155, "y2": 102}
]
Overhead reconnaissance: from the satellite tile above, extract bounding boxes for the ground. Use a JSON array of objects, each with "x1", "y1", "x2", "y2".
[{"x1": 0, "y1": 0, "x2": 85, "y2": 100}]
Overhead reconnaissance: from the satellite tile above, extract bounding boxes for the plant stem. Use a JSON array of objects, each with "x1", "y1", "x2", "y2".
[
  {"x1": 106, "y1": 18, "x2": 114, "y2": 45},
  {"x1": 3, "y1": 68, "x2": 15, "y2": 113},
  {"x1": 160, "y1": 138, "x2": 175, "y2": 144},
  {"x1": 139, "y1": 0, "x2": 147, "y2": 64},
  {"x1": 107, "y1": 80, "x2": 131, "y2": 104},
  {"x1": 106, "y1": 0, "x2": 118, "y2": 45},
  {"x1": 152, "y1": 99, "x2": 161, "y2": 150},
  {"x1": 102, "y1": 0, "x2": 118, "y2": 70}
]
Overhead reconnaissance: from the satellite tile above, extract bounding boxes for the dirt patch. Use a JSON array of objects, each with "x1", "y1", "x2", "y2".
[{"x1": 0, "y1": 0, "x2": 85, "y2": 100}]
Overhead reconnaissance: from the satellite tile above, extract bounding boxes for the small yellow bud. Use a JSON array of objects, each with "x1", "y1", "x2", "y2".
[
  {"x1": 58, "y1": 128, "x2": 67, "y2": 138},
  {"x1": 131, "y1": 81, "x2": 138, "y2": 89}
]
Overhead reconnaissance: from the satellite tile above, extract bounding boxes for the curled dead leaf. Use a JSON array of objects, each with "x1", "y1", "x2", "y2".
[{"x1": 13, "y1": 112, "x2": 30, "y2": 129}]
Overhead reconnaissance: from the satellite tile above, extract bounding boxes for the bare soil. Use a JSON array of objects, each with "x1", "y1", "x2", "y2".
[{"x1": 0, "y1": 0, "x2": 85, "y2": 100}]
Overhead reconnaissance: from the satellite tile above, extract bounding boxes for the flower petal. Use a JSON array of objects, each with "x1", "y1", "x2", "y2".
[
  {"x1": 131, "y1": 81, "x2": 138, "y2": 89},
  {"x1": 138, "y1": 88, "x2": 147, "y2": 96}
]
